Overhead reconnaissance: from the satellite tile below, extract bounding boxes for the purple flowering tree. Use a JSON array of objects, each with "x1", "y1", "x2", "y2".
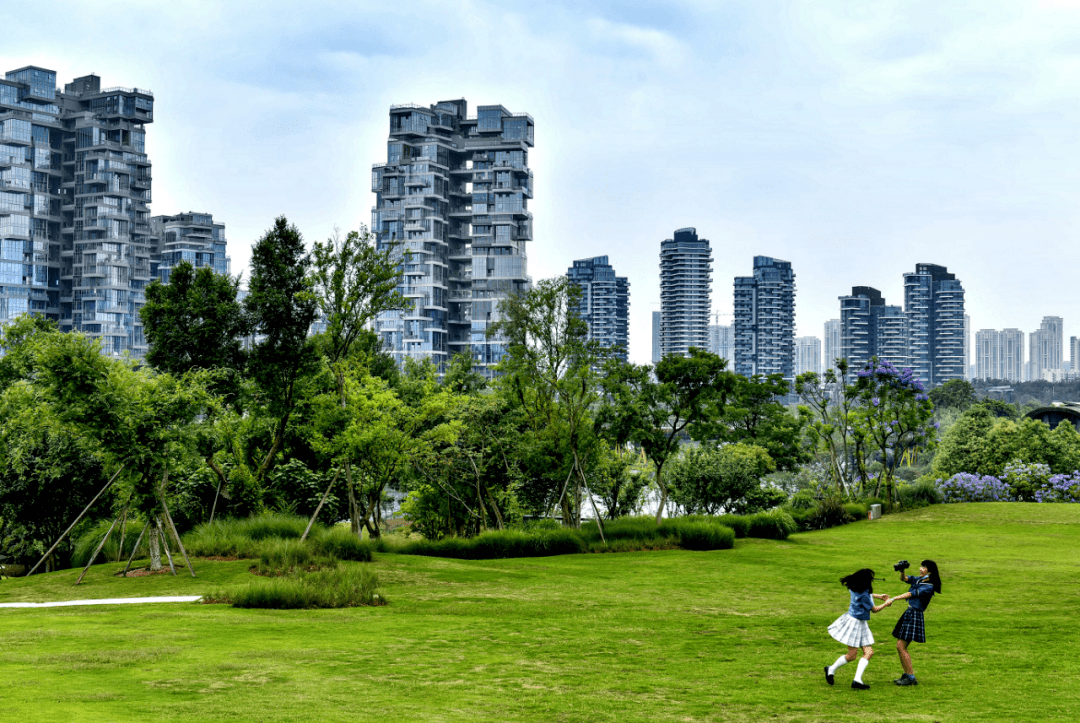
[{"x1": 852, "y1": 358, "x2": 936, "y2": 501}]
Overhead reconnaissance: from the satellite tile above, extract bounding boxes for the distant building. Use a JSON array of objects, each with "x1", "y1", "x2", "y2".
[
  {"x1": 651, "y1": 310, "x2": 662, "y2": 363},
  {"x1": 903, "y1": 263, "x2": 965, "y2": 386},
  {"x1": 708, "y1": 321, "x2": 735, "y2": 364},
  {"x1": 838, "y1": 286, "x2": 909, "y2": 371},
  {"x1": 975, "y1": 328, "x2": 1024, "y2": 382},
  {"x1": 964, "y1": 314, "x2": 971, "y2": 380},
  {"x1": 733, "y1": 256, "x2": 795, "y2": 379},
  {"x1": 659, "y1": 227, "x2": 711, "y2": 357},
  {"x1": 1071, "y1": 336, "x2": 1080, "y2": 380},
  {"x1": 823, "y1": 319, "x2": 841, "y2": 372},
  {"x1": 1029, "y1": 316, "x2": 1064, "y2": 381},
  {"x1": 795, "y1": 336, "x2": 821, "y2": 376},
  {"x1": 566, "y1": 256, "x2": 629, "y2": 361},
  {"x1": 149, "y1": 212, "x2": 230, "y2": 282}
]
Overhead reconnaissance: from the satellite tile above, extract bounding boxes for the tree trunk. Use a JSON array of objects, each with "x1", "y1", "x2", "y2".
[
  {"x1": 156, "y1": 518, "x2": 177, "y2": 576},
  {"x1": 653, "y1": 463, "x2": 668, "y2": 525},
  {"x1": 346, "y1": 462, "x2": 360, "y2": 536},
  {"x1": 149, "y1": 530, "x2": 162, "y2": 571},
  {"x1": 302, "y1": 466, "x2": 342, "y2": 542}
]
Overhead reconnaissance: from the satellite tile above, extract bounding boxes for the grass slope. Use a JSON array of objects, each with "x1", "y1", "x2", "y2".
[{"x1": 1, "y1": 503, "x2": 1077, "y2": 722}]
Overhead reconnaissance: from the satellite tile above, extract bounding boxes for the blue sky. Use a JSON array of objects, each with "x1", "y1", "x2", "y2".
[{"x1": 6, "y1": 0, "x2": 1080, "y2": 365}]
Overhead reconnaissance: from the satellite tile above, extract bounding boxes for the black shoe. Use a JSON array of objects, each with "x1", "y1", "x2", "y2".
[
  {"x1": 894, "y1": 675, "x2": 917, "y2": 686},
  {"x1": 824, "y1": 666, "x2": 834, "y2": 685},
  {"x1": 851, "y1": 681, "x2": 870, "y2": 690}
]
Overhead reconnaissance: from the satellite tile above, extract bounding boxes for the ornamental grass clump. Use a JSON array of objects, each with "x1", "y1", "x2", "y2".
[
  {"x1": 399, "y1": 529, "x2": 587, "y2": 560},
  {"x1": 216, "y1": 564, "x2": 383, "y2": 609},
  {"x1": 255, "y1": 539, "x2": 336, "y2": 576},
  {"x1": 658, "y1": 520, "x2": 735, "y2": 551},
  {"x1": 746, "y1": 509, "x2": 797, "y2": 539},
  {"x1": 937, "y1": 473, "x2": 1014, "y2": 503},
  {"x1": 311, "y1": 525, "x2": 375, "y2": 561}
]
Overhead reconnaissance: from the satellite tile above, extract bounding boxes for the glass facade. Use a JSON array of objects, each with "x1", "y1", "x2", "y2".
[
  {"x1": 566, "y1": 255, "x2": 629, "y2": 362},
  {"x1": 373, "y1": 100, "x2": 534, "y2": 375},
  {"x1": 902, "y1": 264, "x2": 965, "y2": 386},
  {"x1": 149, "y1": 212, "x2": 230, "y2": 283},
  {"x1": 0, "y1": 67, "x2": 156, "y2": 356}
]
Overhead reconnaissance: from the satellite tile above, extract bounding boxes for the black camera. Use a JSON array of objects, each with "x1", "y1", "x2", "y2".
[{"x1": 893, "y1": 560, "x2": 910, "y2": 572}]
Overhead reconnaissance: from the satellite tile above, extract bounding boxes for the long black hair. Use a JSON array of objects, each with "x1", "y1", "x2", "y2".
[
  {"x1": 921, "y1": 559, "x2": 942, "y2": 593},
  {"x1": 840, "y1": 568, "x2": 875, "y2": 594}
]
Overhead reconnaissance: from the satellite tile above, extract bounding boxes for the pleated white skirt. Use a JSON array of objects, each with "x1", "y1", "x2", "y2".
[{"x1": 828, "y1": 613, "x2": 875, "y2": 647}]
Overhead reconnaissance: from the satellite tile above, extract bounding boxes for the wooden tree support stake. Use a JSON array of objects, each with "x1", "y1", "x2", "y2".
[
  {"x1": 302, "y1": 466, "x2": 342, "y2": 542},
  {"x1": 155, "y1": 517, "x2": 177, "y2": 576},
  {"x1": 75, "y1": 511, "x2": 123, "y2": 585},
  {"x1": 28, "y1": 464, "x2": 126, "y2": 577},
  {"x1": 115, "y1": 506, "x2": 128, "y2": 563},
  {"x1": 159, "y1": 491, "x2": 195, "y2": 578},
  {"x1": 122, "y1": 520, "x2": 152, "y2": 577}
]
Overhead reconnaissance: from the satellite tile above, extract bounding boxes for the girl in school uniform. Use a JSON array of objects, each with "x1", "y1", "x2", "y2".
[
  {"x1": 888, "y1": 559, "x2": 942, "y2": 686},
  {"x1": 824, "y1": 568, "x2": 893, "y2": 690}
]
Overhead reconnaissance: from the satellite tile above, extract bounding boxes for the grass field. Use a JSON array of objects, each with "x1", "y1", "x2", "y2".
[{"x1": 1, "y1": 503, "x2": 1077, "y2": 722}]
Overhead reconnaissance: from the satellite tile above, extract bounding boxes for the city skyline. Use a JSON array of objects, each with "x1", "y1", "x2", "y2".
[{"x1": 3, "y1": 2, "x2": 1080, "y2": 367}]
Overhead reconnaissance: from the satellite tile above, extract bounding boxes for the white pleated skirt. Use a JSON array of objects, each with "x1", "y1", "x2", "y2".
[{"x1": 828, "y1": 613, "x2": 875, "y2": 647}]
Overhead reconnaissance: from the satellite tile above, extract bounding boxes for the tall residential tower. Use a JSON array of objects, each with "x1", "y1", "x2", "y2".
[
  {"x1": 372, "y1": 100, "x2": 534, "y2": 374},
  {"x1": 903, "y1": 263, "x2": 965, "y2": 385},
  {"x1": 659, "y1": 227, "x2": 711, "y2": 357},
  {"x1": 566, "y1": 255, "x2": 629, "y2": 361},
  {"x1": 733, "y1": 256, "x2": 795, "y2": 379}
]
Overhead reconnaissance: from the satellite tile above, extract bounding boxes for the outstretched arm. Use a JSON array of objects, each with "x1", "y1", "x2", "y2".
[{"x1": 871, "y1": 599, "x2": 893, "y2": 613}]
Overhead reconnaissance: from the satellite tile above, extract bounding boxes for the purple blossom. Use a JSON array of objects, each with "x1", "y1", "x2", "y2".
[{"x1": 938, "y1": 473, "x2": 1014, "y2": 503}]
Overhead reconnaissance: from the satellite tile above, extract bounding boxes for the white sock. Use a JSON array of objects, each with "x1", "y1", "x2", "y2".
[
  {"x1": 828, "y1": 656, "x2": 849, "y2": 675},
  {"x1": 854, "y1": 658, "x2": 869, "y2": 683}
]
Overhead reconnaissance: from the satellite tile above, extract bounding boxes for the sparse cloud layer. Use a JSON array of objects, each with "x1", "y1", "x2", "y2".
[{"x1": 4, "y1": 0, "x2": 1080, "y2": 362}]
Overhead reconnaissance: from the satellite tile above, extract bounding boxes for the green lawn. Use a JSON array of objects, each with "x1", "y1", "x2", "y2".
[{"x1": 1, "y1": 503, "x2": 1077, "y2": 722}]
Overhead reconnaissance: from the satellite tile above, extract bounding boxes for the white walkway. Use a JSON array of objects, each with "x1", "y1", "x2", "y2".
[{"x1": 0, "y1": 595, "x2": 202, "y2": 608}]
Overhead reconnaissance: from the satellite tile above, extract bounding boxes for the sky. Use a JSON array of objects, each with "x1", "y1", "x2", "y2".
[{"x1": 6, "y1": 0, "x2": 1080, "y2": 366}]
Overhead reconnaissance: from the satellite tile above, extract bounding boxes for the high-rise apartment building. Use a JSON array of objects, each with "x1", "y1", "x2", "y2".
[
  {"x1": 903, "y1": 264, "x2": 965, "y2": 386},
  {"x1": 1071, "y1": 336, "x2": 1080, "y2": 380},
  {"x1": 149, "y1": 212, "x2": 229, "y2": 282},
  {"x1": 837, "y1": 286, "x2": 910, "y2": 372},
  {"x1": 1, "y1": 67, "x2": 154, "y2": 356},
  {"x1": 1029, "y1": 316, "x2": 1064, "y2": 381},
  {"x1": 795, "y1": 336, "x2": 821, "y2": 376},
  {"x1": 566, "y1": 255, "x2": 629, "y2": 361},
  {"x1": 823, "y1": 319, "x2": 841, "y2": 372},
  {"x1": 974, "y1": 328, "x2": 1024, "y2": 382},
  {"x1": 651, "y1": 310, "x2": 662, "y2": 363},
  {"x1": 733, "y1": 256, "x2": 795, "y2": 379},
  {"x1": 371, "y1": 100, "x2": 534, "y2": 374},
  {"x1": 659, "y1": 227, "x2": 711, "y2": 357}
]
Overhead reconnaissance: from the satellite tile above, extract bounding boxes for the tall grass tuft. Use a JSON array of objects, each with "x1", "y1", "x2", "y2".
[
  {"x1": 746, "y1": 509, "x2": 798, "y2": 540},
  {"x1": 311, "y1": 525, "x2": 374, "y2": 562},
  {"x1": 215, "y1": 564, "x2": 384, "y2": 609},
  {"x1": 182, "y1": 513, "x2": 320, "y2": 559},
  {"x1": 398, "y1": 529, "x2": 587, "y2": 560}
]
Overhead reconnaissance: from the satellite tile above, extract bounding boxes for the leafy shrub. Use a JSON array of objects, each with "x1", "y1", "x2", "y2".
[
  {"x1": 746, "y1": 509, "x2": 797, "y2": 539},
  {"x1": 805, "y1": 496, "x2": 853, "y2": 530},
  {"x1": 72, "y1": 517, "x2": 153, "y2": 567},
  {"x1": 311, "y1": 525, "x2": 374, "y2": 562},
  {"x1": 786, "y1": 508, "x2": 813, "y2": 530},
  {"x1": 937, "y1": 473, "x2": 1014, "y2": 503},
  {"x1": 1036, "y1": 472, "x2": 1080, "y2": 503},
  {"x1": 1001, "y1": 461, "x2": 1052, "y2": 502},
  {"x1": 896, "y1": 480, "x2": 943, "y2": 508},
  {"x1": 215, "y1": 564, "x2": 383, "y2": 609}
]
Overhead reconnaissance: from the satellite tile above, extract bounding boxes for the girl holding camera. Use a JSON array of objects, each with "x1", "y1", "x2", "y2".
[
  {"x1": 888, "y1": 559, "x2": 942, "y2": 686},
  {"x1": 824, "y1": 568, "x2": 893, "y2": 690}
]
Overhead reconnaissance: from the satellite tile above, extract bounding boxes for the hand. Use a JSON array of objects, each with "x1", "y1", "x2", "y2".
[{"x1": 884, "y1": 598, "x2": 893, "y2": 607}]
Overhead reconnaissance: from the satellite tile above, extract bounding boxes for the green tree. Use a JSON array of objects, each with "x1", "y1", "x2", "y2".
[
  {"x1": 244, "y1": 217, "x2": 320, "y2": 487},
  {"x1": 933, "y1": 406, "x2": 997, "y2": 477},
  {"x1": 598, "y1": 349, "x2": 731, "y2": 523},
  {"x1": 850, "y1": 358, "x2": 936, "y2": 501},
  {"x1": 795, "y1": 359, "x2": 861, "y2": 495},
  {"x1": 929, "y1": 378, "x2": 977, "y2": 413},
  {"x1": 691, "y1": 373, "x2": 808, "y2": 471},
  {"x1": 140, "y1": 261, "x2": 250, "y2": 380},
  {"x1": 489, "y1": 278, "x2": 602, "y2": 526},
  {"x1": 667, "y1": 443, "x2": 777, "y2": 515}
]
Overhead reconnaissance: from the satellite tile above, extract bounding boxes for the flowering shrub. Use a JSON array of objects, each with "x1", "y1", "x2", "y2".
[
  {"x1": 1034, "y1": 472, "x2": 1080, "y2": 503},
  {"x1": 937, "y1": 473, "x2": 1015, "y2": 503},
  {"x1": 1001, "y1": 461, "x2": 1051, "y2": 502}
]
